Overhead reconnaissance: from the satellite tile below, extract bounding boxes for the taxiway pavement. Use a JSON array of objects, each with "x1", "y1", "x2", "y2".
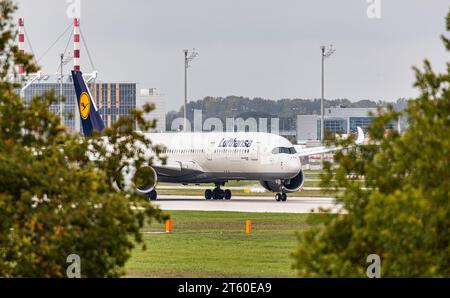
[{"x1": 154, "y1": 195, "x2": 341, "y2": 214}]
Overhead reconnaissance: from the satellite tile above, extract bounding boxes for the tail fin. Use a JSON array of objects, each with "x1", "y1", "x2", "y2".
[{"x1": 71, "y1": 70, "x2": 105, "y2": 136}]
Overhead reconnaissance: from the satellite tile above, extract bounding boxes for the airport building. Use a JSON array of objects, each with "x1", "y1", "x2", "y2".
[
  {"x1": 22, "y1": 74, "x2": 137, "y2": 132},
  {"x1": 296, "y1": 107, "x2": 378, "y2": 141},
  {"x1": 91, "y1": 80, "x2": 136, "y2": 129},
  {"x1": 22, "y1": 75, "x2": 167, "y2": 134},
  {"x1": 136, "y1": 88, "x2": 166, "y2": 132}
]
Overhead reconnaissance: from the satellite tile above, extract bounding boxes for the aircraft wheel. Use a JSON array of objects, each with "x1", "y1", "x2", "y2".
[
  {"x1": 281, "y1": 193, "x2": 287, "y2": 202},
  {"x1": 224, "y1": 189, "x2": 232, "y2": 200},
  {"x1": 275, "y1": 193, "x2": 282, "y2": 202},
  {"x1": 205, "y1": 189, "x2": 212, "y2": 200},
  {"x1": 148, "y1": 190, "x2": 157, "y2": 201},
  {"x1": 212, "y1": 188, "x2": 224, "y2": 200}
]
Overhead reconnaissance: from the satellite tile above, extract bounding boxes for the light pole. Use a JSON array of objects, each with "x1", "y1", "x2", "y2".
[
  {"x1": 320, "y1": 45, "x2": 335, "y2": 143},
  {"x1": 183, "y1": 48, "x2": 199, "y2": 132},
  {"x1": 59, "y1": 53, "x2": 72, "y2": 126},
  {"x1": 320, "y1": 45, "x2": 335, "y2": 168}
]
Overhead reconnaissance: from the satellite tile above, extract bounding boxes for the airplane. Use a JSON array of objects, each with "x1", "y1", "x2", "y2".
[{"x1": 72, "y1": 70, "x2": 363, "y2": 202}]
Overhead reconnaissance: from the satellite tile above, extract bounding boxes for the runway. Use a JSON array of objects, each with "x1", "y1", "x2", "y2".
[{"x1": 154, "y1": 195, "x2": 342, "y2": 214}]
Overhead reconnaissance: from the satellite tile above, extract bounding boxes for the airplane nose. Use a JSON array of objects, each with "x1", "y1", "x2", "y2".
[
  {"x1": 285, "y1": 156, "x2": 301, "y2": 174},
  {"x1": 293, "y1": 157, "x2": 302, "y2": 173}
]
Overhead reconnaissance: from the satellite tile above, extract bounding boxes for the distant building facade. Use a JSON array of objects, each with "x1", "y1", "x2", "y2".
[
  {"x1": 136, "y1": 88, "x2": 166, "y2": 132},
  {"x1": 23, "y1": 74, "x2": 136, "y2": 132},
  {"x1": 296, "y1": 107, "x2": 379, "y2": 141},
  {"x1": 90, "y1": 81, "x2": 136, "y2": 129}
]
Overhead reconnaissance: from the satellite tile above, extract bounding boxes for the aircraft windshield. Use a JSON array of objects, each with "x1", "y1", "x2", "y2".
[{"x1": 272, "y1": 147, "x2": 297, "y2": 154}]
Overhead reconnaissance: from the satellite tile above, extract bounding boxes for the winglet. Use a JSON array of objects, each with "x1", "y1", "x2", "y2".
[
  {"x1": 71, "y1": 70, "x2": 105, "y2": 136},
  {"x1": 355, "y1": 126, "x2": 364, "y2": 144}
]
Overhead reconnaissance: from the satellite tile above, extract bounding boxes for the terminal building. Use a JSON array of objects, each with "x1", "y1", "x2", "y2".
[{"x1": 296, "y1": 107, "x2": 379, "y2": 141}]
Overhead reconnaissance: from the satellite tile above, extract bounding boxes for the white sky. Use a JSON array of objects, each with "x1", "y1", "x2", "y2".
[{"x1": 15, "y1": 0, "x2": 449, "y2": 111}]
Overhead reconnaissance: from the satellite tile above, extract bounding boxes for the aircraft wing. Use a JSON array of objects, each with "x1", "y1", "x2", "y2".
[
  {"x1": 295, "y1": 127, "x2": 364, "y2": 157},
  {"x1": 295, "y1": 145, "x2": 343, "y2": 157},
  {"x1": 152, "y1": 160, "x2": 205, "y2": 177}
]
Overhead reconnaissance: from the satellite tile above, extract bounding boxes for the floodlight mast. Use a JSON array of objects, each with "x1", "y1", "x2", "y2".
[
  {"x1": 320, "y1": 45, "x2": 335, "y2": 167},
  {"x1": 320, "y1": 45, "x2": 336, "y2": 143},
  {"x1": 59, "y1": 53, "x2": 72, "y2": 126},
  {"x1": 183, "y1": 48, "x2": 199, "y2": 132}
]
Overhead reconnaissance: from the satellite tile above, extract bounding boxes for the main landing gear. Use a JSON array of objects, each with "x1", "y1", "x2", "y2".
[
  {"x1": 146, "y1": 189, "x2": 158, "y2": 201},
  {"x1": 205, "y1": 184, "x2": 232, "y2": 200},
  {"x1": 275, "y1": 193, "x2": 287, "y2": 202}
]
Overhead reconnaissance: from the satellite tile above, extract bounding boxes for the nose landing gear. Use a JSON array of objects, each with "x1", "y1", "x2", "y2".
[{"x1": 275, "y1": 193, "x2": 287, "y2": 202}]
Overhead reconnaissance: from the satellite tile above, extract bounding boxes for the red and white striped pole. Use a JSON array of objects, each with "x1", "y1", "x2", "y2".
[
  {"x1": 73, "y1": 18, "x2": 80, "y2": 71},
  {"x1": 18, "y1": 18, "x2": 25, "y2": 75}
]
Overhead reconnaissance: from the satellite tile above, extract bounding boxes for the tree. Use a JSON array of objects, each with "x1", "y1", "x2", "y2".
[
  {"x1": 167, "y1": 96, "x2": 380, "y2": 132},
  {"x1": 292, "y1": 9, "x2": 450, "y2": 277},
  {"x1": 0, "y1": 0, "x2": 167, "y2": 277}
]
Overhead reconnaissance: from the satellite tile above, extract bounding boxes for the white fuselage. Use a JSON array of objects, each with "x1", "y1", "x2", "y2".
[{"x1": 144, "y1": 131, "x2": 301, "y2": 184}]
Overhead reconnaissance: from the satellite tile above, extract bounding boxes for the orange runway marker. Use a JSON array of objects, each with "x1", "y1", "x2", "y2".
[
  {"x1": 245, "y1": 219, "x2": 252, "y2": 234},
  {"x1": 165, "y1": 219, "x2": 173, "y2": 233}
]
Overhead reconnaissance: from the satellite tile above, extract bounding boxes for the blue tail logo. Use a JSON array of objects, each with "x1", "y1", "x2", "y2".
[
  {"x1": 71, "y1": 70, "x2": 105, "y2": 136},
  {"x1": 79, "y1": 92, "x2": 90, "y2": 120}
]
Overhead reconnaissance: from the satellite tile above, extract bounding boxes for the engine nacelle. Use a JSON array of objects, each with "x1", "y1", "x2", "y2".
[
  {"x1": 114, "y1": 165, "x2": 158, "y2": 194},
  {"x1": 260, "y1": 170, "x2": 304, "y2": 193}
]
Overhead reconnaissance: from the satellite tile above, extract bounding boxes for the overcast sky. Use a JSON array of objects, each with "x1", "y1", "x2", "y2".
[{"x1": 15, "y1": 0, "x2": 449, "y2": 111}]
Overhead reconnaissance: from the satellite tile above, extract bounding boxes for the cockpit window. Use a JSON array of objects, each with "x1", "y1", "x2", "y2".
[{"x1": 272, "y1": 147, "x2": 297, "y2": 154}]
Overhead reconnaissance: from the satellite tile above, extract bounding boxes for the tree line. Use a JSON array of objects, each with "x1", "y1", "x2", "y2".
[{"x1": 166, "y1": 96, "x2": 408, "y2": 131}]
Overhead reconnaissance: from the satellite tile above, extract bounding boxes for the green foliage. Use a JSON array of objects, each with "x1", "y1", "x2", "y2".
[
  {"x1": 0, "y1": 0, "x2": 167, "y2": 277},
  {"x1": 292, "y1": 9, "x2": 450, "y2": 277}
]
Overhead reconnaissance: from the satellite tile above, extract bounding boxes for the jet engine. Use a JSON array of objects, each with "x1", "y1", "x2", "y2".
[
  {"x1": 260, "y1": 169, "x2": 304, "y2": 193},
  {"x1": 114, "y1": 165, "x2": 158, "y2": 195}
]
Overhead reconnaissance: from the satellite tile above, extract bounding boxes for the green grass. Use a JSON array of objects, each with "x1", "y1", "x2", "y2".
[
  {"x1": 157, "y1": 188, "x2": 337, "y2": 197},
  {"x1": 125, "y1": 210, "x2": 332, "y2": 278}
]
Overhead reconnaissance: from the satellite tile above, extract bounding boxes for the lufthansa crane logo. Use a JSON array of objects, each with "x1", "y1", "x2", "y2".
[{"x1": 79, "y1": 92, "x2": 90, "y2": 120}]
